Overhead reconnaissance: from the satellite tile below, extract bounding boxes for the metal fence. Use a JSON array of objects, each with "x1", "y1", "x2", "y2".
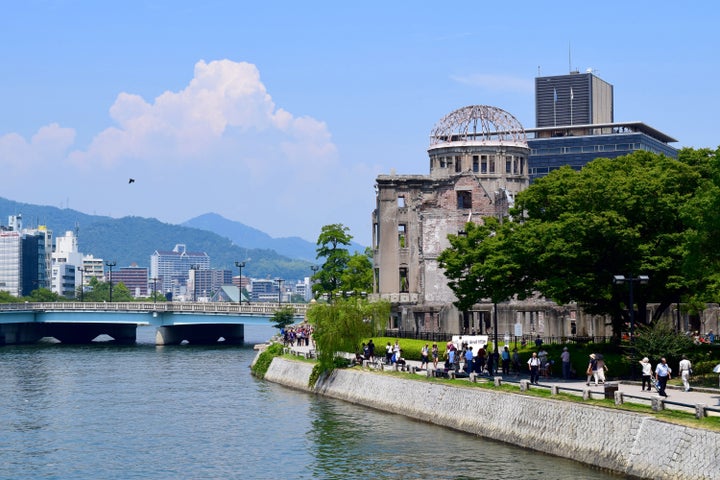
[{"x1": 382, "y1": 330, "x2": 613, "y2": 346}]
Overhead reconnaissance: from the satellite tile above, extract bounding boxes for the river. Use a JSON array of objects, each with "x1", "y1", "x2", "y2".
[{"x1": 0, "y1": 325, "x2": 619, "y2": 479}]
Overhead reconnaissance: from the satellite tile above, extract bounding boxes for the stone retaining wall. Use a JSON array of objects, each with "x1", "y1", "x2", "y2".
[{"x1": 264, "y1": 357, "x2": 720, "y2": 480}]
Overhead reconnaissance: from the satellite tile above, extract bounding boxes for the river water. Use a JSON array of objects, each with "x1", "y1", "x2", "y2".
[{"x1": 0, "y1": 325, "x2": 619, "y2": 479}]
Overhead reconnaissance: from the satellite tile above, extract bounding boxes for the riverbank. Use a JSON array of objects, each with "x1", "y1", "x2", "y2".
[{"x1": 264, "y1": 356, "x2": 719, "y2": 480}]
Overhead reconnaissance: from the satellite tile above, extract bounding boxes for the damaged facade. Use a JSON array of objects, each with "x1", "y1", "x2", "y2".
[{"x1": 370, "y1": 105, "x2": 579, "y2": 338}]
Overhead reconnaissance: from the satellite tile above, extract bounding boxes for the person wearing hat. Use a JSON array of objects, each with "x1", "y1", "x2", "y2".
[
  {"x1": 639, "y1": 357, "x2": 653, "y2": 391},
  {"x1": 586, "y1": 353, "x2": 599, "y2": 386},
  {"x1": 561, "y1": 347, "x2": 571, "y2": 380}
]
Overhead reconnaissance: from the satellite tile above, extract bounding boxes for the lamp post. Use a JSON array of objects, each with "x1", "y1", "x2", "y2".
[
  {"x1": 276, "y1": 278, "x2": 283, "y2": 307},
  {"x1": 151, "y1": 277, "x2": 159, "y2": 304},
  {"x1": 235, "y1": 261, "x2": 245, "y2": 304},
  {"x1": 310, "y1": 265, "x2": 319, "y2": 300},
  {"x1": 78, "y1": 266, "x2": 85, "y2": 302},
  {"x1": 105, "y1": 260, "x2": 116, "y2": 302}
]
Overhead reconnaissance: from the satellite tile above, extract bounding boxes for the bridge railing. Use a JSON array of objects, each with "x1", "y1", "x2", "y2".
[{"x1": 0, "y1": 302, "x2": 308, "y2": 317}]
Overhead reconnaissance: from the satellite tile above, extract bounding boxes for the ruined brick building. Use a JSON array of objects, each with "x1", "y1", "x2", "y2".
[{"x1": 370, "y1": 105, "x2": 576, "y2": 339}]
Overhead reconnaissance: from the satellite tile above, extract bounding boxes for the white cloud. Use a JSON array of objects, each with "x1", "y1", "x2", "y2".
[
  {"x1": 451, "y1": 73, "x2": 534, "y2": 94},
  {"x1": 0, "y1": 59, "x2": 377, "y2": 244}
]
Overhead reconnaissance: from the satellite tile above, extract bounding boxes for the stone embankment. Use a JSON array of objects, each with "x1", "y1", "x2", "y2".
[{"x1": 264, "y1": 357, "x2": 720, "y2": 480}]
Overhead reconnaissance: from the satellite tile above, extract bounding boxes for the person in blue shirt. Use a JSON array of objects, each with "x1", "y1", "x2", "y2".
[
  {"x1": 464, "y1": 347, "x2": 474, "y2": 374},
  {"x1": 655, "y1": 357, "x2": 672, "y2": 397},
  {"x1": 501, "y1": 346, "x2": 511, "y2": 375}
]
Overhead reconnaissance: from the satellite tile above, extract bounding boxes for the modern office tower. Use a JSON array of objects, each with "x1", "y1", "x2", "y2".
[
  {"x1": 535, "y1": 71, "x2": 613, "y2": 128},
  {"x1": 527, "y1": 71, "x2": 677, "y2": 181},
  {"x1": 112, "y1": 264, "x2": 149, "y2": 298},
  {"x1": 150, "y1": 244, "x2": 210, "y2": 300},
  {"x1": 372, "y1": 105, "x2": 530, "y2": 333}
]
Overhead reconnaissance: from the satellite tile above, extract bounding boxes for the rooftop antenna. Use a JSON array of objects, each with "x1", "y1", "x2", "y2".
[{"x1": 568, "y1": 42, "x2": 572, "y2": 73}]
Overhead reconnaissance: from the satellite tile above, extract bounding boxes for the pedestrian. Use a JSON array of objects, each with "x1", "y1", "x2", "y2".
[
  {"x1": 639, "y1": 357, "x2": 653, "y2": 391},
  {"x1": 511, "y1": 348, "x2": 521, "y2": 377},
  {"x1": 431, "y1": 343, "x2": 439, "y2": 369},
  {"x1": 464, "y1": 346, "x2": 474, "y2": 374},
  {"x1": 596, "y1": 355, "x2": 608, "y2": 384},
  {"x1": 655, "y1": 357, "x2": 672, "y2": 397},
  {"x1": 367, "y1": 339, "x2": 375, "y2": 362},
  {"x1": 527, "y1": 352, "x2": 541, "y2": 384},
  {"x1": 586, "y1": 354, "x2": 599, "y2": 386},
  {"x1": 679, "y1": 355, "x2": 692, "y2": 392},
  {"x1": 486, "y1": 350, "x2": 495, "y2": 376},
  {"x1": 385, "y1": 342, "x2": 393, "y2": 365},
  {"x1": 420, "y1": 343, "x2": 429, "y2": 369},
  {"x1": 501, "y1": 346, "x2": 510, "y2": 375},
  {"x1": 561, "y1": 347, "x2": 571, "y2": 380}
]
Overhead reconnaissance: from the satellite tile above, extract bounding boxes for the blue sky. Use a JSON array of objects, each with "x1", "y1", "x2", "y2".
[{"x1": 1, "y1": 1, "x2": 717, "y2": 246}]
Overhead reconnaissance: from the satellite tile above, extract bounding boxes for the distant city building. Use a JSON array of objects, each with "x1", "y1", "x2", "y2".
[
  {"x1": 52, "y1": 262, "x2": 76, "y2": 298},
  {"x1": 188, "y1": 268, "x2": 231, "y2": 302},
  {"x1": 527, "y1": 71, "x2": 677, "y2": 181},
  {"x1": 0, "y1": 215, "x2": 52, "y2": 297},
  {"x1": 150, "y1": 244, "x2": 210, "y2": 300},
  {"x1": 250, "y1": 278, "x2": 283, "y2": 303},
  {"x1": 81, "y1": 255, "x2": 105, "y2": 286},
  {"x1": 112, "y1": 264, "x2": 149, "y2": 298},
  {"x1": 52, "y1": 229, "x2": 85, "y2": 296},
  {"x1": 0, "y1": 228, "x2": 22, "y2": 296}
]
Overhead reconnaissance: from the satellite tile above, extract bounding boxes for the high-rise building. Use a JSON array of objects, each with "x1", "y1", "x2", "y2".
[
  {"x1": 0, "y1": 215, "x2": 52, "y2": 297},
  {"x1": 112, "y1": 264, "x2": 149, "y2": 298},
  {"x1": 188, "y1": 268, "x2": 231, "y2": 302},
  {"x1": 527, "y1": 71, "x2": 677, "y2": 181},
  {"x1": 150, "y1": 244, "x2": 210, "y2": 300},
  {"x1": 0, "y1": 229, "x2": 22, "y2": 297}
]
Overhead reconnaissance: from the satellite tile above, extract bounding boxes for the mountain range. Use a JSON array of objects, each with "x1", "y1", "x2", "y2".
[{"x1": 0, "y1": 197, "x2": 366, "y2": 281}]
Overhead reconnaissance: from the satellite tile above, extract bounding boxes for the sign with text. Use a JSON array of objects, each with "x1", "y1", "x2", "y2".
[{"x1": 451, "y1": 335, "x2": 489, "y2": 350}]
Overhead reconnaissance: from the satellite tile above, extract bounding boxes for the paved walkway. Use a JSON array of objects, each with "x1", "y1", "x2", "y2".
[{"x1": 286, "y1": 345, "x2": 720, "y2": 411}]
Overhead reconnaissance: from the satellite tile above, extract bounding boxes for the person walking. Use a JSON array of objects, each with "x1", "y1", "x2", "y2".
[
  {"x1": 586, "y1": 354, "x2": 599, "y2": 386},
  {"x1": 655, "y1": 357, "x2": 672, "y2": 397},
  {"x1": 678, "y1": 355, "x2": 692, "y2": 392},
  {"x1": 431, "y1": 343, "x2": 439, "y2": 369},
  {"x1": 511, "y1": 348, "x2": 521, "y2": 377},
  {"x1": 560, "y1": 347, "x2": 571, "y2": 380},
  {"x1": 639, "y1": 357, "x2": 653, "y2": 391},
  {"x1": 420, "y1": 343, "x2": 429, "y2": 369},
  {"x1": 527, "y1": 352, "x2": 541, "y2": 385},
  {"x1": 501, "y1": 346, "x2": 510, "y2": 375}
]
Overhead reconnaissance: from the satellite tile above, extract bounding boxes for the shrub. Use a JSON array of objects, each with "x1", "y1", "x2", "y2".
[{"x1": 250, "y1": 342, "x2": 284, "y2": 379}]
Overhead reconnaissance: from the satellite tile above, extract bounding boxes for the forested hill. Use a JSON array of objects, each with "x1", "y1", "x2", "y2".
[{"x1": 0, "y1": 197, "x2": 314, "y2": 280}]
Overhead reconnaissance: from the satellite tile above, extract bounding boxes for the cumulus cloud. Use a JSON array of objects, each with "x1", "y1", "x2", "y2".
[{"x1": 0, "y1": 59, "x2": 375, "y2": 243}]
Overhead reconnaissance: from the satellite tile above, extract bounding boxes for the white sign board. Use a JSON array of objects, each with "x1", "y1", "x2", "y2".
[
  {"x1": 451, "y1": 335, "x2": 489, "y2": 351},
  {"x1": 514, "y1": 322, "x2": 523, "y2": 337}
]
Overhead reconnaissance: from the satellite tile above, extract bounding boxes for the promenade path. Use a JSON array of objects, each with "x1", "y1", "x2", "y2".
[{"x1": 286, "y1": 344, "x2": 720, "y2": 414}]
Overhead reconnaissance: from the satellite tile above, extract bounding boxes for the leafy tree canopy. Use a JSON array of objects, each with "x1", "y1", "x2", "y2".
[
  {"x1": 439, "y1": 149, "x2": 718, "y2": 339},
  {"x1": 312, "y1": 223, "x2": 353, "y2": 299}
]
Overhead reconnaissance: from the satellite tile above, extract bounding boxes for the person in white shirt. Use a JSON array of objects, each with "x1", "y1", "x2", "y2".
[
  {"x1": 639, "y1": 357, "x2": 653, "y2": 391},
  {"x1": 678, "y1": 355, "x2": 692, "y2": 392}
]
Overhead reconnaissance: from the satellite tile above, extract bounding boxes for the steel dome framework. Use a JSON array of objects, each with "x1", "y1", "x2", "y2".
[{"x1": 429, "y1": 105, "x2": 527, "y2": 146}]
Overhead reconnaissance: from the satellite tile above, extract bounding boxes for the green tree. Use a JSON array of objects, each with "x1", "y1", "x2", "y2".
[
  {"x1": 306, "y1": 297, "x2": 390, "y2": 376},
  {"x1": 438, "y1": 217, "x2": 533, "y2": 310},
  {"x1": 313, "y1": 223, "x2": 353, "y2": 299},
  {"x1": 339, "y1": 247, "x2": 374, "y2": 296},
  {"x1": 26, "y1": 288, "x2": 60, "y2": 302},
  {"x1": 270, "y1": 306, "x2": 296, "y2": 330},
  {"x1": 633, "y1": 319, "x2": 695, "y2": 366},
  {"x1": 81, "y1": 277, "x2": 133, "y2": 302},
  {"x1": 679, "y1": 147, "x2": 720, "y2": 304}
]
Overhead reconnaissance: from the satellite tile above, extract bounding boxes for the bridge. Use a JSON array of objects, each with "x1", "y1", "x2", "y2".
[{"x1": 0, "y1": 302, "x2": 308, "y2": 346}]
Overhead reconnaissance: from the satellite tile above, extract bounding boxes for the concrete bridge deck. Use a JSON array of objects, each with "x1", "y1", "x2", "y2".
[{"x1": 0, "y1": 301, "x2": 307, "y2": 346}]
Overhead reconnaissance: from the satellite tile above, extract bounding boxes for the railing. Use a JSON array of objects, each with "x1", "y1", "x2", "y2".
[
  {"x1": 0, "y1": 302, "x2": 308, "y2": 317},
  {"x1": 384, "y1": 330, "x2": 613, "y2": 345}
]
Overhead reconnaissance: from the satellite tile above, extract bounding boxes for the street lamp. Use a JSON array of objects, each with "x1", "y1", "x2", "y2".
[
  {"x1": 235, "y1": 261, "x2": 245, "y2": 304},
  {"x1": 276, "y1": 278, "x2": 284, "y2": 307},
  {"x1": 613, "y1": 274, "x2": 650, "y2": 342},
  {"x1": 310, "y1": 265, "x2": 319, "y2": 300},
  {"x1": 151, "y1": 277, "x2": 159, "y2": 304},
  {"x1": 78, "y1": 266, "x2": 86, "y2": 302},
  {"x1": 105, "y1": 260, "x2": 116, "y2": 302}
]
